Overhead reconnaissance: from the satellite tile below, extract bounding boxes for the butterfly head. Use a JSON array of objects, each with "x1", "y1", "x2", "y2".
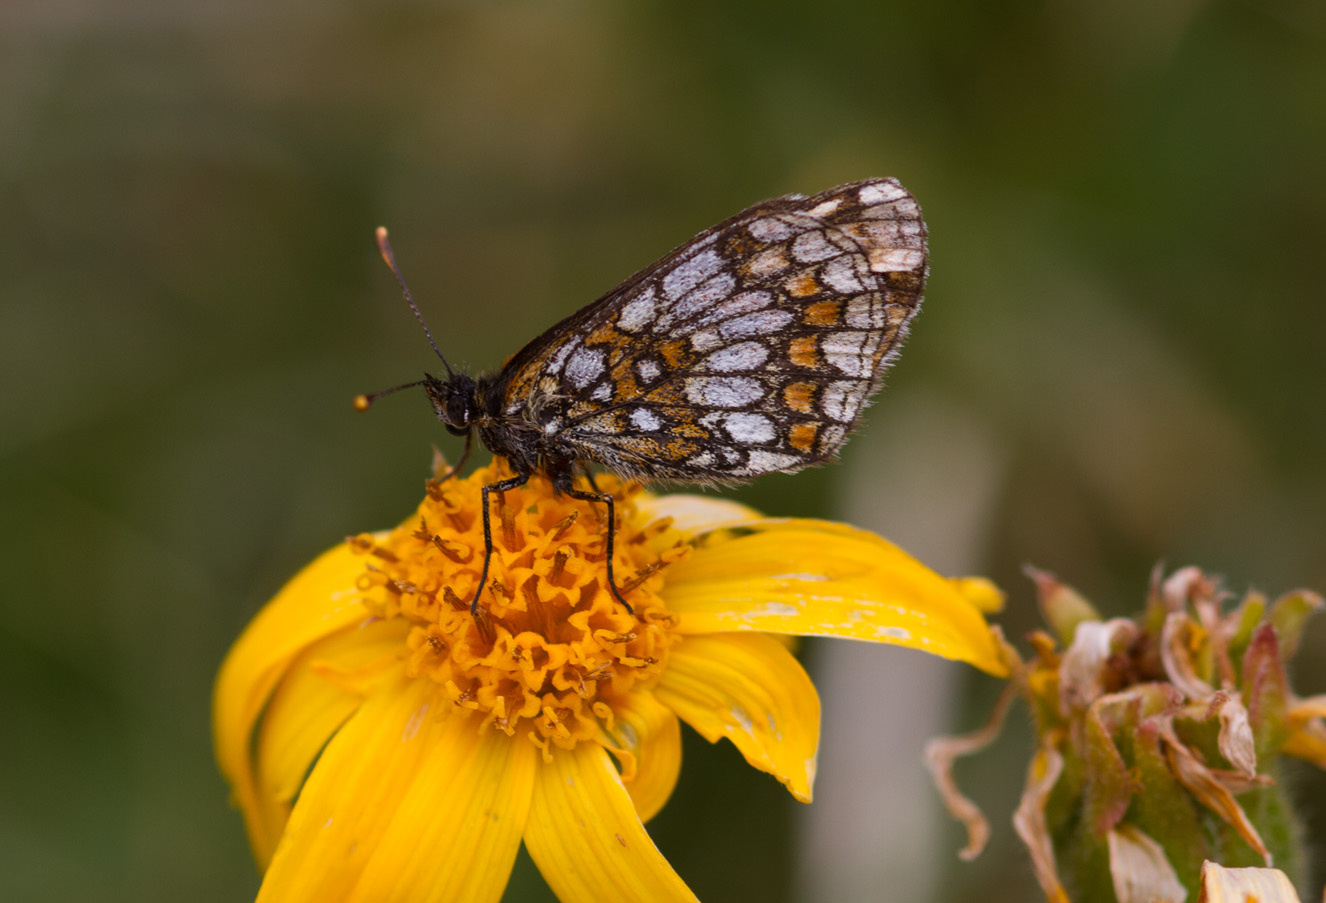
[{"x1": 424, "y1": 372, "x2": 478, "y2": 436}]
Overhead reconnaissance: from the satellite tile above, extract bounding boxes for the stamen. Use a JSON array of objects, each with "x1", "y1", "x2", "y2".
[
  {"x1": 619, "y1": 560, "x2": 665, "y2": 594},
  {"x1": 551, "y1": 509, "x2": 579, "y2": 542},
  {"x1": 549, "y1": 547, "x2": 571, "y2": 584},
  {"x1": 498, "y1": 490, "x2": 517, "y2": 551},
  {"x1": 442, "y1": 586, "x2": 468, "y2": 610}
]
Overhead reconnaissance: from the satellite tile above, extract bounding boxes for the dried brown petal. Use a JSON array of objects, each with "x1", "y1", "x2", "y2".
[
  {"x1": 1196, "y1": 861, "x2": 1301, "y2": 903},
  {"x1": 1060, "y1": 618, "x2": 1137, "y2": 715},
  {"x1": 1213, "y1": 694, "x2": 1257, "y2": 777},
  {"x1": 923, "y1": 683, "x2": 1018, "y2": 860},
  {"x1": 1013, "y1": 742, "x2": 1070, "y2": 903},
  {"x1": 1161, "y1": 724, "x2": 1272, "y2": 866},
  {"x1": 1163, "y1": 567, "x2": 1222, "y2": 613},
  {"x1": 1161, "y1": 611, "x2": 1216, "y2": 699},
  {"x1": 1107, "y1": 822, "x2": 1187, "y2": 903}
]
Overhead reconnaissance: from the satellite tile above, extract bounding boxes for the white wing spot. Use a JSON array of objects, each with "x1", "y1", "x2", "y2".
[
  {"x1": 685, "y1": 376, "x2": 764, "y2": 408},
  {"x1": 617, "y1": 288, "x2": 657, "y2": 332},
  {"x1": 720, "y1": 309, "x2": 795, "y2": 340},
  {"x1": 658, "y1": 273, "x2": 737, "y2": 328},
  {"x1": 723, "y1": 412, "x2": 776, "y2": 444},
  {"x1": 747, "y1": 449, "x2": 803, "y2": 472},
  {"x1": 821, "y1": 381, "x2": 866, "y2": 422},
  {"x1": 859, "y1": 181, "x2": 907, "y2": 205},
  {"x1": 705, "y1": 341, "x2": 769, "y2": 372},
  {"x1": 630, "y1": 408, "x2": 663, "y2": 431},
  {"x1": 844, "y1": 293, "x2": 887, "y2": 328},
  {"x1": 868, "y1": 247, "x2": 926, "y2": 273},
  {"x1": 547, "y1": 340, "x2": 576, "y2": 372},
  {"x1": 696, "y1": 290, "x2": 774, "y2": 327},
  {"x1": 821, "y1": 331, "x2": 883, "y2": 377},
  {"x1": 636, "y1": 359, "x2": 661, "y2": 383},
  {"x1": 689, "y1": 329, "x2": 722, "y2": 352},
  {"x1": 565, "y1": 347, "x2": 605, "y2": 389},
  {"x1": 791, "y1": 230, "x2": 839, "y2": 263},
  {"x1": 807, "y1": 197, "x2": 843, "y2": 217},
  {"x1": 748, "y1": 216, "x2": 796, "y2": 242},
  {"x1": 822, "y1": 256, "x2": 866, "y2": 294},
  {"x1": 590, "y1": 382, "x2": 613, "y2": 402},
  {"x1": 662, "y1": 249, "x2": 724, "y2": 300},
  {"x1": 818, "y1": 424, "x2": 847, "y2": 453},
  {"x1": 746, "y1": 248, "x2": 790, "y2": 279}
]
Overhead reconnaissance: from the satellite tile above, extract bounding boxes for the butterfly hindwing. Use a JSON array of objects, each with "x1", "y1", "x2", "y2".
[{"x1": 494, "y1": 178, "x2": 928, "y2": 484}]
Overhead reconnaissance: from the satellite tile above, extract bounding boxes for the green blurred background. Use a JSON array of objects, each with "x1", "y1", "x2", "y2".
[{"x1": 3, "y1": 1, "x2": 1325, "y2": 900}]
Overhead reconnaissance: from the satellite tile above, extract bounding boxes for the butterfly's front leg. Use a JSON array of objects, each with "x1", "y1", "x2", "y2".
[
  {"x1": 471, "y1": 467, "x2": 532, "y2": 614},
  {"x1": 431, "y1": 429, "x2": 474, "y2": 486}
]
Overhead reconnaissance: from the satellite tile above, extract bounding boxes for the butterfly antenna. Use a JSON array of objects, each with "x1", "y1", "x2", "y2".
[
  {"x1": 375, "y1": 226, "x2": 455, "y2": 378},
  {"x1": 353, "y1": 379, "x2": 429, "y2": 412}
]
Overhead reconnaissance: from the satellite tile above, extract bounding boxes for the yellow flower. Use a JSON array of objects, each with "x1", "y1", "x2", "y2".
[{"x1": 214, "y1": 459, "x2": 1006, "y2": 902}]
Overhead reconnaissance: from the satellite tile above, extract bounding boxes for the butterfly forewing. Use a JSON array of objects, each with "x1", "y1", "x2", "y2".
[{"x1": 495, "y1": 178, "x2": 927, "y2": 484}]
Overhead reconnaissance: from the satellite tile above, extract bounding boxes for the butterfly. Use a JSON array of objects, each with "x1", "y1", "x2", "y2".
[{"x1": 358, "y1": 178, "x2": 928, "y2": 614}]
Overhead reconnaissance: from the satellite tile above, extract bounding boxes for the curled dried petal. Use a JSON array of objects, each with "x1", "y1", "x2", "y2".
[
  {"x1": 1059, "y1": 619, "x2": 1136, "y2": 716},
  {"x1": 1161, "y1": 612, "x2": 1215, "y2": 700},
  {"x1": 1013, "y1": 741, "x2": 1070, "y2": 903},
  {"x1": 1213, "y1": 694, "x2": 1258, "y2": 777},
  {"x1": 1161, "y1": 723, "x2": 1271, "y2": 866},
  {"x1": 924, "y1": 683, "x2": 1018, "y2": 860}
]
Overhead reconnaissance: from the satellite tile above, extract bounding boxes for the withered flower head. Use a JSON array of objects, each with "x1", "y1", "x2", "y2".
[{"x1": 927, "y1": 565, "x2": 1326, "y2": 903}]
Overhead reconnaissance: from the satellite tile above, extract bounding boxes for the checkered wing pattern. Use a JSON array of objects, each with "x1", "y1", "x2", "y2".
[{"x1": 497, "y1": 178, "x2": 928, "y2": 483}]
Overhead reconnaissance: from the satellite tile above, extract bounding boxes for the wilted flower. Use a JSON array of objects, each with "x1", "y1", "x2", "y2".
[
  {"x1": 215, "y1": 457, "x2": 1007, "y2": 902},
  {"x1": 927, "y1": 565, "x2": 1326, "y2": 903}
]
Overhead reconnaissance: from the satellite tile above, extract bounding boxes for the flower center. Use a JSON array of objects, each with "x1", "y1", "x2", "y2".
[{"x1": 350, "y1": 460, "x2": 691, "y2": 752}]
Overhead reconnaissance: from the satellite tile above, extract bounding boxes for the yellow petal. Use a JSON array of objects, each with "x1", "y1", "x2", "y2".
[
  {"x1": 949, "y1": 576, "x2": 1005, "y2": 614},
  {"x1": 599, "y1": 691, "x2": 683, "y2": 824},
  {"x1": 248, "y1": 617, "x2": 410, "y2": 865},
  {"x1": 663, "y1": 519, "x2": 1007, "y2": 676},
  {"x1": 257, "y1": 676, "x2": 536, "y2": 903},
  {"x1": 653, "y1": 632, "x2": 818, "y2": 802},
  {"x1": 524, "y1": 742, "x2": 699, "y2": 903},
  {"x1": 635, "y1": 493, "x2": 762, "y2": 533},
  {"x1": 213, "y1": 541, "x2": 380, "y2": 860}
]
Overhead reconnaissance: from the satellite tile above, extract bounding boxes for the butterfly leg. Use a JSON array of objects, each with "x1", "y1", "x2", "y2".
[
  {"x1": 558, "y1": 476, "x2": 634, "y2": 614},
  {"x1": 472, "y1": 469, "x2": 531, "y2": 614},
  {"x1": 432, "y1": 430, "x2": 474, "y2": 485}
]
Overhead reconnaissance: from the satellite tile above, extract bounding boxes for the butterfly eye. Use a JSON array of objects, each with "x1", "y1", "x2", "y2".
[{"x1": 443, "y1": 393, "x2": 471, "y2": 433}]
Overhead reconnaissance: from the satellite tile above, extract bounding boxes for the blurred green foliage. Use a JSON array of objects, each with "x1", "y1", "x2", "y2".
[{"x1": 2, "y1": 1, "x2": 1324, "y2": 901}]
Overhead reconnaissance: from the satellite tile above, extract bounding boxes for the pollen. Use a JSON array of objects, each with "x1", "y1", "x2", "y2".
[{"x1": 351, "y1": 459, "x2": 692, "y2": 750}]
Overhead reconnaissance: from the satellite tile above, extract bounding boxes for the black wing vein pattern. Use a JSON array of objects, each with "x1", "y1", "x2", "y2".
[{"x1": 496, "y1": 177, "x2": 928, "y2": 485}]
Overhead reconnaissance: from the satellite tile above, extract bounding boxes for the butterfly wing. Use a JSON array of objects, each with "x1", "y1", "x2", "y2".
[{"x1": 494, "y1": 178, "x2": 928, "y2": 484}]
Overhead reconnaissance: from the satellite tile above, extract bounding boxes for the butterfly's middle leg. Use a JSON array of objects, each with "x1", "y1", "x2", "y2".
[
  {"x1": 556, "y1": 473, "x2": 634, "y2": 614},
  {"x1": 472, "y1": 468, "x2": 531, "y2": 614}
]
